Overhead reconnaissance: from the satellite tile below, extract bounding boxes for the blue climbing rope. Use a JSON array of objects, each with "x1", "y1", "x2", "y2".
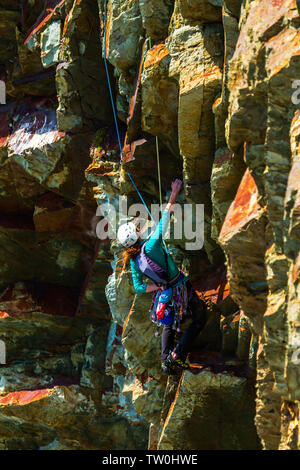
[
  {"x1": 127, "y1": 172, "x2": 157, "y2": 224},
  {"x1": 103, "y1": 0, "x2": 157, "y2": 226}
]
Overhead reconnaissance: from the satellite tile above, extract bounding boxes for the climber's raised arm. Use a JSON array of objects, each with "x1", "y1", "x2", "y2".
[
  {"x1": 165, "y1": 179, "x2": 182, "y2": 213},
  {"x1": 145, "y1": 179, "x2": 183, "y2": 250}
]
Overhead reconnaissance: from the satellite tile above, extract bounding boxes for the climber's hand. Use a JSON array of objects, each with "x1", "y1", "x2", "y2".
[
  {"x1": 171, "y1": 179, "x2": 182, "y2": 195},
  {"x1": 146, "y1": 285, "x2": 161, "y2": 293},
  {"x1": 166, "y1": 180, "x2": 182, "y2": 212}
]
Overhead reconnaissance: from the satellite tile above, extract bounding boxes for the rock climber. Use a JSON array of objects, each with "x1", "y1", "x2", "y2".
[{"x1": 117, "y1": 179, "x2": 207, "y2": 374}]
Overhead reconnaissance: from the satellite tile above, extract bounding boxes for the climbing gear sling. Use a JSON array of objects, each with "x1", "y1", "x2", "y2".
[{"x1": 150, "y1": 278, "x2": 189, "y2": 331}]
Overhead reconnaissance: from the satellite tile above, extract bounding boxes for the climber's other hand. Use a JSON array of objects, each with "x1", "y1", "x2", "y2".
[
  {"x1": 171, "y1": 179, "x2": 182, "y2": 195},
  {"x1": 166, "y1": 179, "x2": 182, "y2": 212}
]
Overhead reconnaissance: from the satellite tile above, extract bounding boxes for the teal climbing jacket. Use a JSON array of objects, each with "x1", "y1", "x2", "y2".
[{"x1": 130, "y1": 210, "x2": 187, "y2": 293}]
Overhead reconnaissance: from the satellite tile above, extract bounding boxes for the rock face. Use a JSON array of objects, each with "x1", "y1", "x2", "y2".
[{"x1": 0, "y1": 0, "x2": 299, "y2": 451}]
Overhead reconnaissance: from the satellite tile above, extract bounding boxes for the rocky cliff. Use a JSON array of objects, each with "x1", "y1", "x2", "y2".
[{"x1": 0, "y1": 0, "x2": 299, "y2": 451}]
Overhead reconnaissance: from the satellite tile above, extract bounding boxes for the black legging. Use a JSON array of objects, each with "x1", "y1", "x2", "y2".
[{"x1": 161, "y1": 281, "x2": 207, "y2": 362}]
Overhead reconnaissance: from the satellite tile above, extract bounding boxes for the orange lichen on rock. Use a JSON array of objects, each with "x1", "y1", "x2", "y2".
[
  {"x1": 287, "y1": 111, "x2": 300, "y2": 193},
  {"x1": 219, "y1": 170, "x2": 262, "y2": 241},
  {"x1": 180, "y1": 65, "x2": 222, "y2": 94},
  {"x1": 0, "y1": 116, "x2": 9, "y2": 148},
  {"x1": 0, "y1": 388, "x2": 54, "y2": 406},
  {"x1": 0, "y1": 311, "x2": 9, "y2": 319},
  {"x1": 266, "y1": 27, "x2": 300, "y2": 78},
  {"x1": 232, "y1": 0, "x2": 296, "y2": 61},
  {"x1": 25, "y1": 0, "x2": 67, "y2": 44},
  {"x1": 193, "y1": 266, "x2": 229, "y2": 304},
  {"x1": 86, "y1": 161, "x2": 116, "y2": 176},
  {"x1": 144, "y1": 44, "x2": 169, "y2": 69}
]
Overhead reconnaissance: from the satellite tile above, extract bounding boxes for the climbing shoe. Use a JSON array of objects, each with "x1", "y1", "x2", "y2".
[
  {"x1": 166, "y1": 353, "x2": 189, "y2": 371},
  {"x1": 161, "y1": 361, "x2": 176, "y2": 375}
]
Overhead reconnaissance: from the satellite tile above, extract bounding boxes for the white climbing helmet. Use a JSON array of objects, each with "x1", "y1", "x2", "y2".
[{"x1": 117, "y1": 222, "x2": 139, "y2": 248}]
